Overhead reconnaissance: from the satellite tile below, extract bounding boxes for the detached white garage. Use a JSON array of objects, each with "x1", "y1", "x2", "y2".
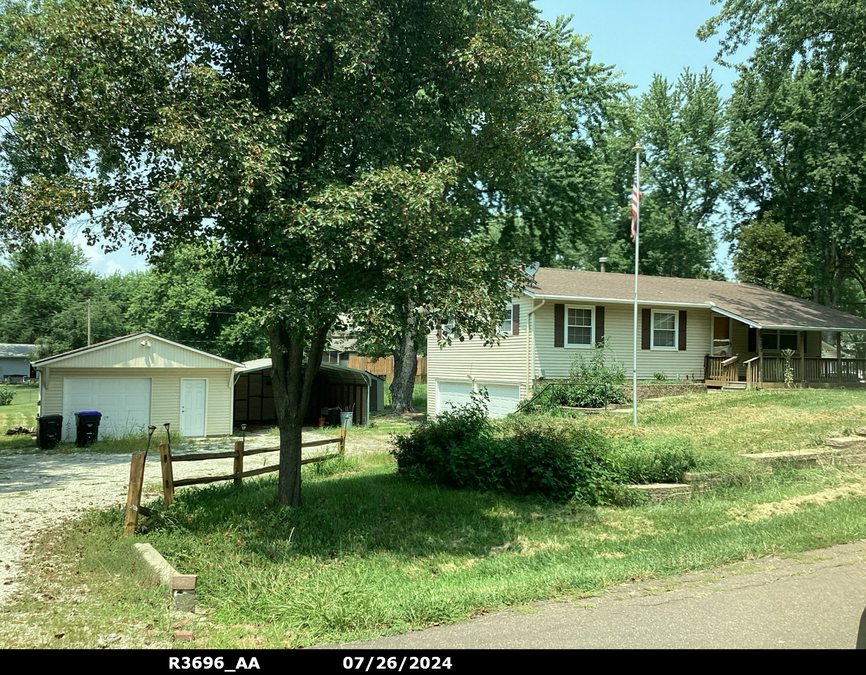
[{"x1": 35, "y1": 333, "x2": 243, "y2": 441}]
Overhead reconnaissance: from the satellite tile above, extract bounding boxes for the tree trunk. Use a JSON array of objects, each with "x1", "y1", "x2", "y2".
[
  {"x1": 389, "y1": 296, "x2": 420, "y2": 414},
  {"x1": 269, "y1": 321, "x2": 331, "y2": 507},
  {"x1": 390, "y1": 331, "x2": 419, "y2": 414}
]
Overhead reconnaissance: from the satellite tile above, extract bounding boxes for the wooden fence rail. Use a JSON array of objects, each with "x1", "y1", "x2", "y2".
[{"x1": 123, "y1": 430, "x2": 346, "y2": 535}]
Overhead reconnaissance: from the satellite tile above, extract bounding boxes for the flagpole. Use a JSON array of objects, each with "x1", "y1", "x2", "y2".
[{"x1": 632, "y1": 143, "x2": 643, "y2": 427}]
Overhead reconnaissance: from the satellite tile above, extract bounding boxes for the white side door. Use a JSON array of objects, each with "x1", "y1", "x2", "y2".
[{"x1": 180, "y1": 379, "x2": 207, "y2": 437}]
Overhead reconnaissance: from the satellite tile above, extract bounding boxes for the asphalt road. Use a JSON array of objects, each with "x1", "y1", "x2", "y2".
[{"x1": 326, "y1": 539, "x2": 866, "y2": 650}]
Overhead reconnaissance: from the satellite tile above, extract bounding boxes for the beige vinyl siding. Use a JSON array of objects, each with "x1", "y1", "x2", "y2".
[
  {"x1": 40, "y1": 368, "x2": 234, "y2": 436},
  {"x1": 533, "y1": 303, "x2": 713, "y2": 381},
  {"x1": 427, "y1": 297, "x2": 531, "y2": 414},
  {"x1": 47, "y1": 337, "x2": 235, "y2": 370}
]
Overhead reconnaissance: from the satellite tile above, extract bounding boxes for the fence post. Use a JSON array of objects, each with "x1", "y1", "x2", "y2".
[
  {"x1": 234, "y1": 440, "x2": 244, "y2": 486},
  {"x1": 159, "y1": 443, "x2": 174, "y2": 508},
  {"x1": 123, "y1": 452, "x2": 147, "y2": 537},
  {"x1": 339, "y1": 427, "x2": 346, "y2": 456}
]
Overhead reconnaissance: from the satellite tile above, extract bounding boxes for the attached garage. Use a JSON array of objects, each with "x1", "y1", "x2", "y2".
[
  {"x1": 436, "y1": 380, "x2": 520, "y2": 419},
  {"x1": 34, "y1": 333, "x2": 243, "y2": 441}
]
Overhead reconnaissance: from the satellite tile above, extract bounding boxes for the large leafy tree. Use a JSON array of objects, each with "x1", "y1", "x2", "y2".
[
  {"x1": 0, "y1": 239, "x2": 140, "y2": 355},
  {"x1": 126, "y1": 245, "x2": 269, "y2": 363},
  {"x1": 701, "y1": 0, "x2": 866, "y2": 307},
  {"x1": 0, "y1": 0, "x2": 554, "y2": 505},
  {"x1": 631, "y1": 69, "x2": 727, "y2": 279}
]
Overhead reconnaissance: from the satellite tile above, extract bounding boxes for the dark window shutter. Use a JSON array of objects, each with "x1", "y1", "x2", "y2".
[
  {"x1": 641, "y1": 308, "x2": 651, "y2": 350},
  {"x1": 512, "y1": 304, "x2": 520, "y2": 336},
  {"x1": 437, "y1": 326, "x2": 442, "y2": 342},
  {"x1": 595, "y1": 306, "x2": 605, "y2": 345},
  {"x1": 678, "y1": 310, "x2": 687, "y2": 351},
  {"x1": 554, "y1": 304, "x2": 564, "y2": 347},
  {"x1": 748, "y1": 327, "x2": 756, "y2": 352}
]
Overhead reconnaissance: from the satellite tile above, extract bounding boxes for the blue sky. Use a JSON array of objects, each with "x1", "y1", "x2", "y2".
[{"x1": 75, "y1": 0, "x2": 736, "y2": 277}]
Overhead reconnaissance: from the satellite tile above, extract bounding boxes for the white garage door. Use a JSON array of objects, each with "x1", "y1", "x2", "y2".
[
  {"x1": 437, "y1": 381, "x2": 520, "y2": 419},
  {"x1": 437, "y1": 381, "x2": 474, "y2": 414},
  {"x1": 62, "y1": 377, "x2": 152, "y2": 441},
  {"x1": 479, "y1": 384, "x2": 520, "y2": 419}
]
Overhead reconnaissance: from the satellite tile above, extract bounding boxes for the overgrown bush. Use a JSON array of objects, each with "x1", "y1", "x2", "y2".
[
  {"x1": 392, "y1": 395, "x2": 618, "y2": 504},
  {"x1": 0, "y1": 389, "x2": 14, "y2": 406},
  {"x1": 608, "y1": 437, "x2": 697, "y2": 484},
  {"x1": 547, "y1": 340, "x2": 630, "y2": 408}
]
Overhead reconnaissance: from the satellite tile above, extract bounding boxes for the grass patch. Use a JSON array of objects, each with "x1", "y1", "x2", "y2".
[
  {"x1": 585, "y1": 388, "x2": 866, "y2": 456},
  {"x1": 6, "y1": 453, "x2": 866, "y2": 649},
  {"x1": 0, "y1": 384, "x2": 38, "y2": 450}
]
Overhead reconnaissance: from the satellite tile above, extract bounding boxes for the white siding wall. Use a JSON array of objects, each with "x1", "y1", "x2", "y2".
[
  {"x1": 426, "y1": 297, "x2": 532, "y2": 415},
  {"x1": 41, "y1": 368, "x2": 234, "y2": 436},
  {"x1": 533, "y1": 303, "x2": 713, "y2": 381}
]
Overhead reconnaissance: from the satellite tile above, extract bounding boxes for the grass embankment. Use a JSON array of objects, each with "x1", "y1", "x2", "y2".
[{"x1": 2, "y1": 388, "x2": 865, "y2": 649}]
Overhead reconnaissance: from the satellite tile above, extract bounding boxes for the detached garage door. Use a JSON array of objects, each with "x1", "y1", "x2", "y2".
[{"x1": 62, "y1": 378, "x2": 152, "y2": 441}]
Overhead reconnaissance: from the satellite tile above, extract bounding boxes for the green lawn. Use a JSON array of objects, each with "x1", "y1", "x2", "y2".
[
  {"x1": 2, "y1": 387, "x2": 865, "y2": 649},
  {"x1": 0, "y1": 383, "x2": 38, "y2": 449}
]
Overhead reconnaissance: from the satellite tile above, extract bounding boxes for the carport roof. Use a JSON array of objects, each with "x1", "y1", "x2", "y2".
[{"x1": 238, "y1": 359, "x2": 370, "y2": 386}]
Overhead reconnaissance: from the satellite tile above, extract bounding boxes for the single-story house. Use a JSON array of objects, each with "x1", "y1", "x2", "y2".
[
  {"x1": 427, "y1": 268, "x2": 866, "y2": 417},
  {"x1": 34, "y1": 332, "x2": 243, "y2": 441},
  {"x1": 0, "y1": 343, "x2": 36, "y2": 383},
  {"x1": 234, "y1": 358, "x2": 380, "y2": 427}
]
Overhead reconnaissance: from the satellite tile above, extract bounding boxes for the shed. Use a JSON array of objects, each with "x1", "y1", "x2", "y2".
[
  {"x1": 234, "y1": 359, "x2": 373, "y2": 427},
  {"x1": 34, "y1": 332, "x2": 243, "y2": 441},
  {"x1": 0, "y1": 343, "x2": 36, "y2": 383}
]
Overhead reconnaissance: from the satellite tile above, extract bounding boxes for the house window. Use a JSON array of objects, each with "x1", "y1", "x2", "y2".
[
  {"x1": 652, "y1": 310, "x2": 677, "y2": 350},
  {"x1": 761, "y1": 330, "x2": 798, "y2": 352},
  {"x1": 566, "y1": 306, "x2": 593, "y2": 347},
  {"x1": 499, "y1": 304, "x2": 513, "y2": 335}
]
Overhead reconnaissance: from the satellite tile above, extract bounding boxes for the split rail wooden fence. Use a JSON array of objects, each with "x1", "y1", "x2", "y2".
[{"x1": 123, "y1": 429, "x2": 346, "y2": 536}]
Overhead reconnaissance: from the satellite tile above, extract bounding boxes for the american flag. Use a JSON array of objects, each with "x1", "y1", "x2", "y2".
[{"x1": 630, "y1": 163, "x2": 640, "y2": 243}]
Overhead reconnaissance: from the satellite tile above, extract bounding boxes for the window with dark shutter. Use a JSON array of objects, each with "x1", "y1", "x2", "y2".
[
  {"x1": 678, "y1": 310, "x2": 687, "y2": 351},
  {"x1": 554, "y1": 304, "x2": 564, "y2": 347},
  {"x1": 595, "y1": 306, "x2": 605, "y2": 345},
  {"x1": 641, "y1": 308, "x2": 651, "y2": 349},
  {"x1": 512, "y1": 304, "x2": 520, "y2": 336}
]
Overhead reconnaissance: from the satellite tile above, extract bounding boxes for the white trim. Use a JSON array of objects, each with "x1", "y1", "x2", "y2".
[
  {"x1": 708, "y1": 305, "x2": 761, "y2": 328},
  {"x1": 180, "y1": 378, "x2": 208, "y2": 437},
  {"x1": 760, "y1": 324, "x2": 866, "y2": 332},
  {"x1": 564, "y1": 304, "x2": 595, "y2": 348},
  {"x1": 651, "y1": 309, "x2": 678, "y2": 351},
  {"x1": 522, "y1": 290, "x2": 708, "y2": 309},
  {"x1": 34, "y1": 332, "x2": 244, "y2": 368}
]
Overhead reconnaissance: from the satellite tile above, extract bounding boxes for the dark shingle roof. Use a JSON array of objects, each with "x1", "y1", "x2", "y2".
[{"x1": 526, "y1": 269, "x2": 866, "y2": 331}]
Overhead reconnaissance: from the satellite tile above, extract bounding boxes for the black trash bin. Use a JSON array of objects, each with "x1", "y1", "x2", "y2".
[
  {"x1": 36, "y1": 414, "x2": 63, "y2": 450},
  {"x1": 326, "y1": 407, "x2": 341, "y2": 427},
  {"x1": 74, "y1": 411, "x2": 102, "y2": 446}
]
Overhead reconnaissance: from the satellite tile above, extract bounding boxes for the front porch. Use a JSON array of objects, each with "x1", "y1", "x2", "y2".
[{"x1": 705, "y1": 354, "x2": 866, "y2": 389}]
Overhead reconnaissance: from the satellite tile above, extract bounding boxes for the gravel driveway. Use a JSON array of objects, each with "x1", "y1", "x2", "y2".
[{"x1": 0, "y1": 428, "x2": 388, "y2": 606}]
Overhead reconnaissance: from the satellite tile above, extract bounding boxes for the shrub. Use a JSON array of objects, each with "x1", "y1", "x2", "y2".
[
  {"x1": 0, "y1": 389, "x2": 14, "y2": 406},
  {"x1": 608, "y1": 437, "x2": 697, "y2": 484},
  {"x1": 393, "y1": 400, "x2": 619, "y2": 504},
  {"x1": 653, "y1": 372, "x2": 667, "y2": 382},
  {"x1": 556, "y1": 339, "x2": 630, "y2": 408}
]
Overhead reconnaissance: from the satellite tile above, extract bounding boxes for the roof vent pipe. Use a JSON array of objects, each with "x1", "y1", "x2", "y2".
[{"x1": 599, "y1": 257, "x2": 607, "y2": 273}]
